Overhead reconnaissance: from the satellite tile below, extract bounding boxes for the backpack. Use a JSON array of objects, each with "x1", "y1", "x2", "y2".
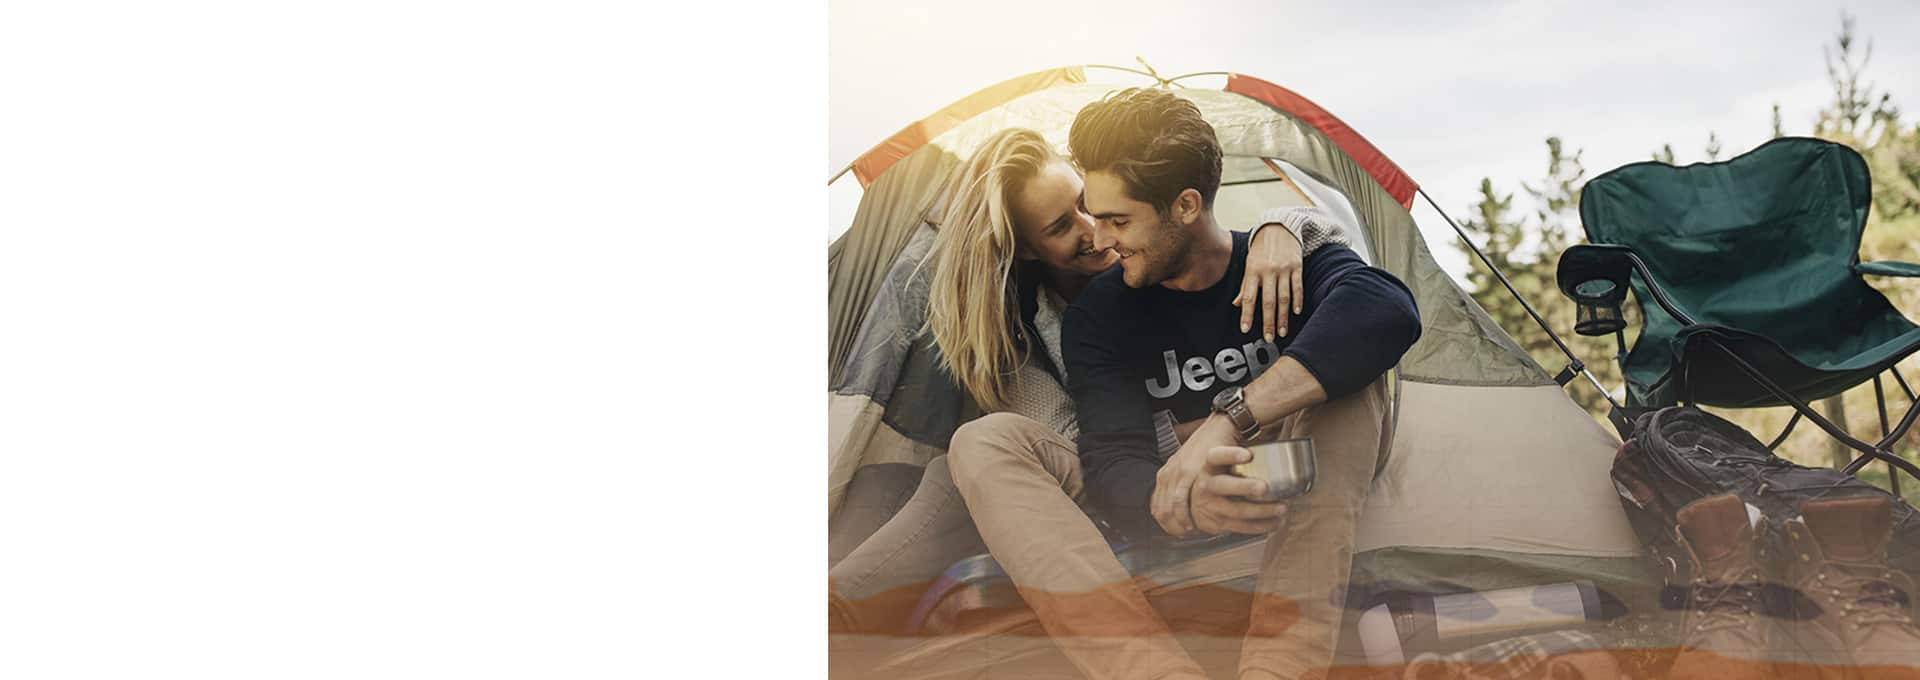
[{"x1": 1609, "y1": 406, "x2": 1920, "y2": 609}]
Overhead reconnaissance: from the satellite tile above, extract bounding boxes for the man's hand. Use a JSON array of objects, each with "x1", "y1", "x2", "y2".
[
  {"x1": 1152, "y1": 417, "x2": 1239, "y2": 537},
  {"x1": 1191, "y1": 446, "x2": 1288, "y2": 535}
]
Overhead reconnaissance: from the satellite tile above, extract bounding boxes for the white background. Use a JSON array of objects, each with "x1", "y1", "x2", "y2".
[{"x1": 2, "y1": 1, "x2": 820, "y2": 677}]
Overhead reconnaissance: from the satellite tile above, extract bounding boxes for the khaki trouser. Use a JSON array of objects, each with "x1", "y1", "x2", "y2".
[
  {"x1": 949, "y1": 379, "x2": 1389, "y2": 680},
  {"x1": 828, "y1": 456, "x2": 987, "y2": 634}
]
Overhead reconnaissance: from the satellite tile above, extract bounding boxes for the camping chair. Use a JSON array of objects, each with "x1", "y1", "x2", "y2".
[{"x1": 1554, "y1": 137, "x2": 1920, "y2": 489}]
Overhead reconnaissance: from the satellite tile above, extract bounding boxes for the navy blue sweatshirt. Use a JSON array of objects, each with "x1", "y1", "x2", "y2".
[{"x1": 1061, "y1": 231, "x2": 1421, "y2": 540}]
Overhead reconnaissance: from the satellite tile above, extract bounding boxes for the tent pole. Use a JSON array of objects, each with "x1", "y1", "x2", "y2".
[
  {"x1": 1418, "y1": 188, "x2": 1620, "y2": 410},
  {"x1": 1164, "y1": 71, "x2": 1232, "y2": 84},
  {"x1": 1084, "y1": 66, "x2": 1235, "y2": 89},
  {"x1": 1087, "y1": 63, "x2": 1167, "y2": 86}
]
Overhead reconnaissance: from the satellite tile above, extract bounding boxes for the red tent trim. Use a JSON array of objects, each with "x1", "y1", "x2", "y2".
[
  {"x1": 1224, "y1": 74, "x2": 1419, "y2": 209},
  {"x1": 843, "y1": 67, "x2": 1420, "y2": 210}
]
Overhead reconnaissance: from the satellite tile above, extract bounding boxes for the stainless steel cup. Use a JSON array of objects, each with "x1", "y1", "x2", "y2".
[{"x1": 1232, "y1": 437, "x2": 1316, "y2": 502}]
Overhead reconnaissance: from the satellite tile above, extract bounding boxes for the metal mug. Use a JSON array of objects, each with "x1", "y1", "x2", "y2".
[{"x1": 1232, "y1": 437, "x2": 1316, "y2": 502}]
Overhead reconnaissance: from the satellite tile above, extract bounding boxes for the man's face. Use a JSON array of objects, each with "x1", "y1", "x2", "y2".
[{"x1": 1083, "y1": 170, "x2": 1187, "y2": 288}]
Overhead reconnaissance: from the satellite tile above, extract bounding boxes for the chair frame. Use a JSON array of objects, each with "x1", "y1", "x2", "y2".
[{"x1": 1558, "y1": 244, "x2": 1920, "y2": 489}]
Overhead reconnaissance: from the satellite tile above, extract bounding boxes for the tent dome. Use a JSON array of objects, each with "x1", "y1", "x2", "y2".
[{"x1": 828, "y1": 66, "x2": 1653, "y2": 660}]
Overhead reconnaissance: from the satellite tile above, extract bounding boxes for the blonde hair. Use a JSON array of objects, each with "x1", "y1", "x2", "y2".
[{"x1": 923, "y1": 128, "x2": 1058, "y2": 411}]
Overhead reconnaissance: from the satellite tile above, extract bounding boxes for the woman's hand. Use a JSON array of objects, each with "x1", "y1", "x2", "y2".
[{"x1": 1237, "y1": 224, "x2": 1305, "y2": 342}]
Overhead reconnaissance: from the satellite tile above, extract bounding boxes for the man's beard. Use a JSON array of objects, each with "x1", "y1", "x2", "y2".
[{"x1": 1126, "y1": 216, "x2": 1191, "y2": 288}]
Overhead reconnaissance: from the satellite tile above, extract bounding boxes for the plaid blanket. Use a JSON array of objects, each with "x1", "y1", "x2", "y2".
[{"x1": 1403, "y1": 630, "x2": 1618, "y2": 680}]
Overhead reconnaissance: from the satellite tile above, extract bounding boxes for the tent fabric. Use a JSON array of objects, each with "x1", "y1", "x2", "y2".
[
  {"x1": 829, "y1": 148, "x2": 964, "y2": 384},
  {"x1": 827, "y1": 68, "x2": 1652, "y2": 629},
  {"x1": 1224, "y1": 74, "x2": 1419, "y2": 209},
  {"x1": 1261, "y1": 157, "x2": 1376, "y2": 264},
  {"x1": 828, "y1": 224, "x2": 976, "y2": 514},
  {"x1": 1353, "y1": 382, "x2": 1641, "y2": 556},
  {"x1": 849, "y1": 67, "x2": 1087, "y2": 187},
  {"x1": 1578, "y1": 136, "x2": 1920, "y2": 408}
]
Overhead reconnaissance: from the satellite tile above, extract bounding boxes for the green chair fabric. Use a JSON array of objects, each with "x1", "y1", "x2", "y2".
[
  {"x1": 1575, "y1": 137, "x2": 1920, "y2": 408},
  {"x1": 1857, "y1": 260, "x2": 1920, "y2": 278}
]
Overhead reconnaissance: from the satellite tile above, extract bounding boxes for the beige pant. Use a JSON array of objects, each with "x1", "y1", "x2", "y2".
[{"x1": 948, "y1": 379, "x2": 1389, "y2": 680}]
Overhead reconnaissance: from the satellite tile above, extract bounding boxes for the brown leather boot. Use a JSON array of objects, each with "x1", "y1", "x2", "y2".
[
  {"x1": 1782, "y1": 495, "x2": 1920, "y2": 680},
  {"x1": 1669, "y1": 494, "x2": 1776, "y2": 680}
]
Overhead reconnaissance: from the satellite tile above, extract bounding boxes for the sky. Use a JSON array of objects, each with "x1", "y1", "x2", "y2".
[{"x1": 828, "y1": 0, "x2": 1920, "y2": 276}]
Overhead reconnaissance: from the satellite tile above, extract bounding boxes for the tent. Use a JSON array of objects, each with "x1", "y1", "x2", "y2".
[{"x1": 827, "y1": 66, "x2": 1657, "y2": 670}]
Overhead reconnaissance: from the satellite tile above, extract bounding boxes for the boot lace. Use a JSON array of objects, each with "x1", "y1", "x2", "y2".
[
  {"x1": 1818, "y1": 566, "x2": 1913, "y2": 627},
  {"x1": 1691, "y1": 570, "x2": 1765, "y2": 633}
]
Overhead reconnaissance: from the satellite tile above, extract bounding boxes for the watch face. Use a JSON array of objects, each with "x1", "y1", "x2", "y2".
[{"x1": 1212, "y1": 386, "x2": 1239, "y2": 410}]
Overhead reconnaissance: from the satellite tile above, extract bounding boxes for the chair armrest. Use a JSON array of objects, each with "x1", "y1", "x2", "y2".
[
  {"x1": 1557, "y1": 244, "x2": 1634, "y2": 305},
  {"x1": 1855, "y1": 260, "x2": 1920, "y2": 277},
  {"x1": 1558, "y1": 245, "x2": 1635, "y2": 336},
  {"x1": 1556, "y1": 243, "x2": 1699, "y2": 328}
]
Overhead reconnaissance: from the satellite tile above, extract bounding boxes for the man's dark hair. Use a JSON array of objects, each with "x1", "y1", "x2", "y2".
[{"x1": 1068, "y1": 88, "x2": 1223, "y2": 216}]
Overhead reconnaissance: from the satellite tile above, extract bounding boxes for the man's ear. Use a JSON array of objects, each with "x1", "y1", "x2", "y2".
[{"x1": 1175, "y1": 188, "x2": 1205, "y2": 226}]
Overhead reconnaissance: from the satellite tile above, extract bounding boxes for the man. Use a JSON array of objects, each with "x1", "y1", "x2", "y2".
[{"x1": 947, "y1": 88, "x2": 1420, "y2": 680}]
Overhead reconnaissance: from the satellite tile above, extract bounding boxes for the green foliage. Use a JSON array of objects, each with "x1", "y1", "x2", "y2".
[{"x1": 1454, "y1": 139, "x2": 1634, "y2": 414}]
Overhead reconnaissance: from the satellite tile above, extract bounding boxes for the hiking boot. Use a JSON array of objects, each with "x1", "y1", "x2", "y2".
[
  {"x1": 1782, "y1": 495, "x2": 1920, "y2": 680},
  {"x1": 1669, "y1": 494, "x2": 1775, "y2": 680}
]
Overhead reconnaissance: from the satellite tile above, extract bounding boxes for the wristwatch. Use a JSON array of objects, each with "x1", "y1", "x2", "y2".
[{"x1": 1211, "y1": 386, "x2": 1262, "y2": 442}]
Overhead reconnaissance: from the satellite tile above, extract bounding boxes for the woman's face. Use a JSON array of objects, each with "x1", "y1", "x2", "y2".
[{"x1": 1010, "y1": 160, "x2": 1120, "y2": 277}]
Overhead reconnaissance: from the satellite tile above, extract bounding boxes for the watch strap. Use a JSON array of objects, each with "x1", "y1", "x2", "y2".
[{"x1": 1216, "y1": 387, "x2": 1261, "y2": 441}]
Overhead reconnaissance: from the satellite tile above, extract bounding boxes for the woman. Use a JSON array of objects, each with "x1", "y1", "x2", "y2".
[{"x1": 828, "y1": 127, "x2": 1346, "y2": 634}]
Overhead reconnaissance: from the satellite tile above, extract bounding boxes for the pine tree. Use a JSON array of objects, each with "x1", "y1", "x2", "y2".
[
  {"x1": 1809, "y1": 12, "x2": 1919, "y2": 221},
  {"x1": 1455, "y1": 139, "x2": 1628, "y2": 415},
  {"x1": 1815, "y1": 12, "x2": 1892, "y2": 143}
]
